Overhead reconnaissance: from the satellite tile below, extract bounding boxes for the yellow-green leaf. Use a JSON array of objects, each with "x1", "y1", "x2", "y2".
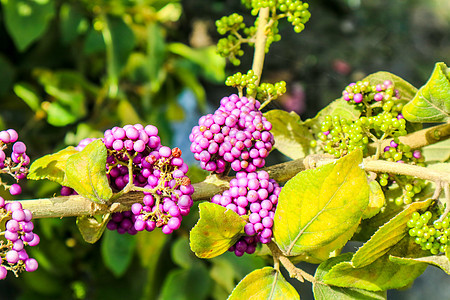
[
  {"x1": 190, "y1": 202, "x2": 246, "y2": 259},
  {"x1": 403, "y1": 62, "x2": 450, "y2": 122},
  {"x1": 27, "y1": 146, "x2": 79, "y2": 185},
  {"x1": 323, "y1": 238, "x2": 428, "y2": 291},
  {"x1": 314, "y1": 253, "x2": 387, "y2": 300},
  {"x1": 228, "y1": 267, "x2": 299, "y2": 300},
  {"x1": 263, "y1": 109, "x2": 315, "y2": 159},
  {"x1": 390, "y1": 254, "x2": 450, "y2": 275},
  {"x1": 352, "y1": 198, "x2": 432, "y2": 268},
  {"x1": 273, "y1": 150, "x2": 369, "y2": 255},
  {"x1": 76, "y1": 214, "x2": 110, "y2": 244},
  {"x1": 362, "y1": 181, "x2": 386, "y2": 219},
  {"x1": 64, "y1": 139, "x2": 112, "y2": 204}
]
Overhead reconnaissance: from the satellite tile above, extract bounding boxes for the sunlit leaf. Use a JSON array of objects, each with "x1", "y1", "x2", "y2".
[
  {"x1": 264, "y1": 109, "x2": 315, "y2": 159},
  {"x1": 64, "y1": 139, "x2": 113, "y2": 204},
  {"x1": 314, "y1": 253, "x2": 387, "y2": 300},
  {"x1": 323, "y1": 238, "x2": 428, "y2": 291},
  {"x1": 190, "y1": 202, "x2": 246, "y2": 259},
  {"x1": 101, "y1": 229, "x2": 137, "y2": 277},
  {"x1": 421, "y1": 139, "x2": 450, "y2": 163},
  {"x1": 363, "y1": 71, "x2": 418, "y2": 102},
  {"x1": 403, "y1": 62, "x2": 450, "y2": 122},
  {"x1": 352, "y1": 198, "x2": 432, "y2": 268},
  {"x1": 28, "y1": 146, "x2": 79, "y2": 184},
  {"x1": 362, "y1": 181, "x2": 385, "y2": 219},
  {"x1": 14, "y1": 82, "x2": 40, "y2": 111},
  {"x1": 228, "y1": 267, "x2": 299, "y2": 300},
  {"x1": 390, "y1": 254, "x2": 450, "y2": 275},
  {"x1": 274, "y1": 150, "x2": 369, "y2": 255}
]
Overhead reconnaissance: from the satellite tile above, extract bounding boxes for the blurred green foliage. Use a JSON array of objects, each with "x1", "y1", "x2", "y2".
[{"x1": 0, "y1": 0, "x2": 449, "y2": 299}]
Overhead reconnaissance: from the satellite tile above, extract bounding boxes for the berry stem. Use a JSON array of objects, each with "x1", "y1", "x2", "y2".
[
  {"x1": 250, "y1": 7, "x2": 270, "y2": 96},
  {"x1": 267, "y1": 241, "x2": 317, "y2": 284}
]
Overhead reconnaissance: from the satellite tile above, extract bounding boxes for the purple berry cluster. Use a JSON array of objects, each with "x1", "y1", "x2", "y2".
[
  {"x1": 0, "y1": 197, "x2": 39, "y2": 279},
  {"x1": 101, "y1": 124, "x2": 194, "y2": 235},
  {"x1": 0, "y1": 129, "x2": 30, "y2": 196},
  {"x1": 190, "y1": 94, "x2": 274, "y2": 173},
  {"x1": 211, "y1": 170, "x2": 281, "y2": 256}
]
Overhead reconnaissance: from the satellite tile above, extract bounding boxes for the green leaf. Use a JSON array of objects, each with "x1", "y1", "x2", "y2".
[
  {"x1": 101, "y1": 229, "x2": 137, "y2": 277},
  {"x1": 27, "y1": 146, "x2": 79, "y2": 184},
  {"x1": 59, "y1": 3, "x2": 87, "y2": 45},
  {"x1": 168, "y1": 43, "x2": 226, "y2": 83},
  {"x1": 363, "y1": 71, "x2": 418, "y2": 102},
  {"x1": 323, "y1": 238, "x2": 428, "y2": 291},
  {"x1": 171, "y1": 236, "x2": 199, "y2": 269},
  {"x1": 304, "y1": 98, "x2": 361, "y2": 132},
  {"x1": 403, "y1": 62, "x2": 450, "y2": 122},
  {"x1": 273, "y1": 150, "x2": 369, "y2": 255},
  {"x1": 64, "y1": 139, "x2": 113, "y2": 204},
  {"x1": 390, "y1": 254, "x2": 450, "y2": 275},
  {"x1": 160, "y1": 264, "x2": 212, "y2": 300},
  {"x1": 263, "y1": 109, "x2": 315, "y2": 159},
  {"x1": 352, "y1": 198, "x2": 432, "y2": 268},
  {"x1": 421, "y1": 139, "x2": 450, "y2": 163},
  {"x1": 2, "y1": 0, "x2": 55, "y2": 51},
  {"x1": 228, "y1": 267, "x2": 299, "y2": 300},
  {"x1": 76, "y1": 214, "x2": 110, "y2": 244},
  {"x1": 13, "y1": 82, "x2": 41, "y2": 112},
  {"x1": 190, "y1": 202, "x2": 246, "y2": 259},
  {"x1": 362, "y1": 181, "x2": 386, "y2": 219},
  {"x1": 314, "y1": 253, "x2": 387, "y2": 300}
]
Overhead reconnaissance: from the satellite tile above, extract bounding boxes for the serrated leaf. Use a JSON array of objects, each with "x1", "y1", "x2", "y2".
[
  {"x1": 76, "y1": 214, "x2": 110, "y2": 244},
  {"x1": 228, "y1": 267, "x2": 299, "y2": 300},
  {"x1": 292, "y1": 222, "x2": 359, "y2": 264},
  {"x1": 362, "y1": 181, "x2": 386, "y2": 219},
  {"x1": 2, "y1": 0, "x2": 56, "y2": 51},
  {"x1": 263, "y1": 109, "x2": 315, "y2": 159},
  {"x1": 352, "y1": 198, "x2": 432, "y2": 268},
  {"x1": 403, "y1": 62, "x2": 450, "y2": 122},
  {"x1": 27, "y1": 146, "x2": 79, "y2": 184},
  {"x1": 273, "y1": 150, "x2": 369, "y2": 255},
  {"x1": 101, "y1": 229, "x2": 137, "y2": 277},
  {"x1": 323, "y1": 238, "x2": 428, "y2": 291},
  {"x1": 314, "y1": 253, "x2": 387, "y2": 300},
  {"x1": 389, "y1": 254, "x2": 450, "y2": 275},
  {"x1": 64, "y1": 139, "x2": 112, "y2": 204},
  {"x1": 190, "y1": 202, "x2": 246, "y2": 259}
]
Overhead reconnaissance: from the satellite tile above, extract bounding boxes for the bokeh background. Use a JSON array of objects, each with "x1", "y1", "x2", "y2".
[{"x1": 0, "y1": 0, "x2": 449, "y2": 299}]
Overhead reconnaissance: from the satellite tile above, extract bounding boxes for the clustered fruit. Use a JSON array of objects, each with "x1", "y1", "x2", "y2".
[
  {"x1": 312, "y1": 79, "x2": 427, "y2": 206},
  {"x1": 211, "y1": 170, "x2": 281, "y2": 256},
  {"x1": 0, "y1": 197, "x2": 39, "y2": 279},
  {"x1": 192, "y1": 94, "x2": 281, "y2": 256},
  {"x1": 408, "y1": 211, "x2": 450, "y2": 255},
  {"x1": 62, "y1": 125, "x2": 194, "y2": 236},
  {"x1": 0, "y1": 129, "x2": 29, "y2": 196},
  {"x1": 190, "y1": 94, "x2": 274, "y2": 174}
]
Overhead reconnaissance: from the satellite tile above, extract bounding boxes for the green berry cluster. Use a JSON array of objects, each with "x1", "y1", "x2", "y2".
[
  {"x1": 225, "y1": 70, "x2": 259, "y2": 95},
  {"x1": 313, "y1": 115, "x2": 369, "y2": 158},
  {"x1": 256, "y1": 81, "x2": 286, "y2": 102},
  {"x1": 216, "y1": 14, "x2": 248, "y2": 66},
  {"x1": 242, "y1": 0, "x2": 311, "y2": 33},
  {"x1": 407, "y1": 211, "x2": 450, "y2": 255},
  {"x1": 381, "y1": 173, "x2": 426, "y2": 206}
]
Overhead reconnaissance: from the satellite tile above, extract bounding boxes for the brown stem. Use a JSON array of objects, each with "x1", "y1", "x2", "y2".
[{"x1": 267, "y1": 241, "x2": 316, "y2": 283}]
